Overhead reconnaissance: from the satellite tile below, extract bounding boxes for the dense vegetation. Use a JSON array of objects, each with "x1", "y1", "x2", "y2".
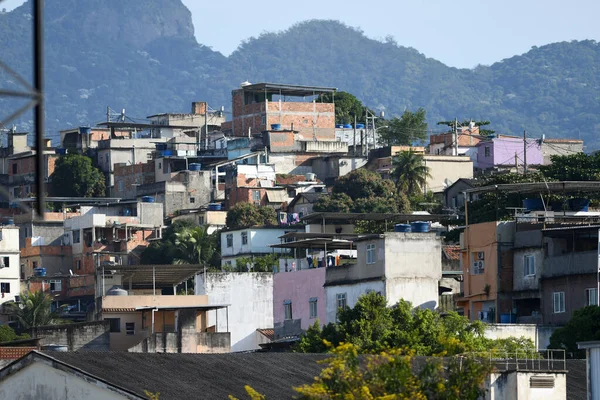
[
  {"x1": 295, "y1": 292, "x2": 535, "y2": 357},
  {"x1": 1, "y1": 2, "x2": 599, "y2": 148},
  {"x1": 549, "y1": 306, "x2": 600, "y2": 358}
]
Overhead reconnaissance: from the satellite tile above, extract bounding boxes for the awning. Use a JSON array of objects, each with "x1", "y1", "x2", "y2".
[
  {"x1": 266, "y1": 189, "x2": 288, "y2": 203},
  {"x1": 135, "y1": 304, "x2": 230, "y2": 311}
]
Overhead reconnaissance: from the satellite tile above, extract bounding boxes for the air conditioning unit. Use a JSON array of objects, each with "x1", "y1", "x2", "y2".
[
  {"x1": 472, "y1": 260, "x2": 484, "y2": 274},
  {"x1": 477, "y1": 252, "x2": 485, "y2": 260}
]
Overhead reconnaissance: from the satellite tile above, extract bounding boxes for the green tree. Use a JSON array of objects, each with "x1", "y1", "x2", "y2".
[
  {"x1": 174, "y1": 225, "x2": 217, "y2": 265},
  {"x1": 549, "y1": 306, "x2": 600, "y2": 358},
  {"x1": 226, "y1": 203, "x2": 277, "y2": 229},
  {"x1": 294, "y1": 343, "x2": 490, "y2": 400},
  {"x1": 5, "y1": 291, "x2": 64, "y2": 330},
  {"x1": 318, "y1": 91, "x2": 367, "y2": 124},
  {"x1": 312, "y1": 193, "x2": 354, "y2": 213},
  {"x1": 391, "y1": 150, "x2": 432, "y2": 198},
  {"x1": 140, "y1": 219, "x2": 196, "y2": 265},
  {"x1": 539, "y1": 153, "x2": 600, "y2": 181},
  {"x1": 0, "y1": 325, "x2": 29, "y2": 343},
  {"x1": 50, "y1": 154, "x2": 106, "y2": 197},
  {"x1": 378, "y1": 108, "x2": 428, "y2": 146}
]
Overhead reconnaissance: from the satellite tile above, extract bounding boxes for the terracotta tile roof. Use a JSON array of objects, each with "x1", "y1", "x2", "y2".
[
  {"x1": 443, "y1": 245, "x2": 461, "y2": 261},
  {"x1": 102, "y1": 308, "x2": 136, "y2": 313},
  {"x1": 257, "y1": 328, "x2": 275, "y2": 341}
]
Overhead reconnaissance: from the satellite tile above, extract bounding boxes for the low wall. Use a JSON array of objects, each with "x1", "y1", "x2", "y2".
[
  {"x1": 28, "y1": 321, "x2": 110, "y2": 351},
  {"x1": 129, "y1": 332, "x2": 230, "y2": 354},
  {"x1": 484, "y1": 324, "x2": 558, "y2": 350}
]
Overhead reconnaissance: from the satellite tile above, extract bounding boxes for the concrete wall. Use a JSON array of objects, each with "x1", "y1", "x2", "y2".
[
  {"x1": 28, "y1": 321, "x2": 110, "y2": 351},
  {"x1": 541, "y1": 140, "x2": 583, "y2": 165},
  {"x1": 383, "y1": 232, "x2": 441, "y2": 310},
  {"x1": 513, "y1": 248, "x2": 543, "y2": 292},
  {"x1": 325, "y1": 281, "x2": 385, "y2": 325},
  {"x1": 0, "y1": 227, "x2": 21, "y2": 304},
  {"x1": 273, "y1": 268, "x2": 326, "y2": 331},
  {"x1": 484, "y1": 324, "x2": 558, "y2": 350},
  {"x1": 0, "y1": 361, "x2": 129, "y2": 400},
  {"x1": 423, "y1": 155, "x2": 473, "y2": 193},
  {"x1": 487, "y1": 371, "x2": 566, "y2": 400},
  {"x1": 477, "y1": 138, "x2": 543, "y2": 170},
  {"x1": 221, "y1": 228, "x2": 293, "y2": 262},
  {"x1": 541, "y1": 273, "x2": 596, "y2": 326},
  {"x1": 195, "y1": 272, "x2": 273, "y2": 352}
]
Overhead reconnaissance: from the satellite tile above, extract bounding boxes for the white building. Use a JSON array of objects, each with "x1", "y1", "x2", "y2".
[
  {"x1": 220, "y1": 227, "x2": 302, "y2": 269},
  {"x1": 0, "y1": 226, "x2": 21, "y2": 304},
  {"x1": 195, "y1": 272, "x2": 273, "y2": 352},
  {"x1": 324, "y1": 232, "x2": 442, "y2": 323}
]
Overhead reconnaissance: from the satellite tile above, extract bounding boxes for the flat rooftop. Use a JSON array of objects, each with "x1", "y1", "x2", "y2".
[{"x1": 238, "y1": 82, "x2": 336, "y2": 96}]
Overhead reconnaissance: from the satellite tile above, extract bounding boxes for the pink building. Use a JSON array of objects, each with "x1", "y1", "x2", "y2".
[
  {"x1": 273, "y1": 268, "x2": 326, "y2": 337},
  {"x1": 475, "y1": 137, "x2": 542, "y2": 170}
]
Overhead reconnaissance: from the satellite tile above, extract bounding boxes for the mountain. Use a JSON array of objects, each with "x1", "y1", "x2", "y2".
[{"x1": 1, "y1": 1, "x2": 599, "y2": 148}]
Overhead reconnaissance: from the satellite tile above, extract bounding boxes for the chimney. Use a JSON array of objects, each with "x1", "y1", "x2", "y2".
[{"x1": 192, "y1": 102, "x2": 207, "y2": 115}]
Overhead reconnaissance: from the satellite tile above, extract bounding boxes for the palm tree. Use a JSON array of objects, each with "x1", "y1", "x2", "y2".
[
  {"x1": 5, "y1": 291, "x2": 63, "y2": 330},
  {"x1": 173, "y1": 225, "x2": 217, "y2": 265},
  {"x1": 391, "y1": 150, "x2": 431, "y2": 197}
]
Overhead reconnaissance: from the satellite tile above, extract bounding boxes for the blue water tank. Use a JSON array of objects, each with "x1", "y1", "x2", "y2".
[
  {"x1": 569, "y1": 198, "x2": 589, "y2": 212},
  {"x1": 355, "y1": 123, "x2": 365, "y2": 129},
  {"x1": 122, "y1": 208, "x2": 132, "y2": 216},
  {"x1": 188, "y1": 163, "x2": 202, "y2": 171},
  {"x1": 141, "y1": 196, "x2": 155, "y2": 203},
  {"x1": 34, "y1": 268, "x2": 46, "y2": 277},
  {"x1": 523, "y1": 198, "x2": 544, "y2": 211},
  {"x1": 155, "y1": 143, "x2": 167, "y2": 151},
  {"x1": 335, "y1": 124, "x2": 344, "y2": 129},
  {"x1": 208, "y1": 203, "x2": 222, "y2": 211},
  {"x1": 79, "y1": 126, "x2": 91, "y2": 135},
  {"x1": 394, "y1": 224, "x2": 412, "y2": 232},
  {"x1": 161, "y1": 150, "x2": 173, "y2": 157},
  {"x1": 343, "y1": 124, "x2": 353, "y2": 129},
  {"x1": 410, "y1": 221, "x2": 430, "y2": 233},
  {"x1": 5, "y1": 218, "x2": 14, "y2": 225},
  {"x1": 55, "y1": 148, "x2": 67, "y2": 155},
  {"x1": 271, "y1": 124, "x2": 282, "y2": 131},
  {"x1": 500, "y1": 313, "x2": 511, "y2": 324}
]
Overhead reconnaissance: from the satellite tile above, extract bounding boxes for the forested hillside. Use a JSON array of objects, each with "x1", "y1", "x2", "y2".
[{"x1": 1, "y1": 0, "x2": 599, "y2": 148}]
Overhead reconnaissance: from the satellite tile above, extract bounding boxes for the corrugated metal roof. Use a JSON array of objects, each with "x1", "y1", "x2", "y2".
[{"x1": 265, "y1": 189, "x2": 288, "y2": 203}]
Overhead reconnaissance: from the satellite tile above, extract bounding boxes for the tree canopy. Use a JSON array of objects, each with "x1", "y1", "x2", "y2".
[
  {"x1": 318, "y1": 91, "x2": 367, "y2": 124},
  {"x1": 378, "y1": 108, "x2": 428, "y2": 146},
  {"x1": 391, "y1": 150, "x2": 431, "y2": 198},
  {"x1": 225, "y1": 203, "x2": 278, "y2": 229},
  {"x1": 314, "y1": 169, "x2": 410, "y2": 215},
  {"x1": 437, "y1": 119, "x2": 496, "y2": 137},
  {"x1": 295, "y1": 292, "x2": 535, "y2": 357},
  {"x1": 5, "y1": 291, "x2": 64, "y2": 331},
  {"x1": 50, "y1": 154, "x2": 106, "y2": 197},
  {"x1": 549, "y1": 306, "x2": 600, "y2": 358},
  {"x1": 173, "y1": 225, "x2": 217, "y2": 265}
]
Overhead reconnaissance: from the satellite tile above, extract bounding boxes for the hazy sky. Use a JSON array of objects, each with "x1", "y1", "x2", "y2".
[{"x1": 2, "y1": 0, "x2": 599, "y2": 68}]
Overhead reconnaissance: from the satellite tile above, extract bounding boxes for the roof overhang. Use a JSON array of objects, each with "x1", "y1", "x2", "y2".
[
  {"x1": 301, "y1": 212, "x2": 452, "y2": 223},
  {"x1": 135, "y1": 304, "x2": 230, "y2": 311},
  {"x1": 270, "y1": 238, "x2": 355, "y2": 250},
  {"x1": 101, "y1": 264, "x2": 204, "y2": 287},
  {"x1": 466, "y1": 181, "x2": 600, "y2": 196},
  {"x1": 239, "y1": 83, "x2": 336, "y2": 97}
]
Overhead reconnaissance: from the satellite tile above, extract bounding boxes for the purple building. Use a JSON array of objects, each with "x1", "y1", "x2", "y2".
[{"x1": 475, "y1": 137, "x2": 542, "y2": 170}]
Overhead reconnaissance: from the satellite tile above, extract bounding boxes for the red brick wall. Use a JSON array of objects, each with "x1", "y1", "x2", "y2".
[{"x1": 0, "y1": 347, "x2": 37, "y2": 360}]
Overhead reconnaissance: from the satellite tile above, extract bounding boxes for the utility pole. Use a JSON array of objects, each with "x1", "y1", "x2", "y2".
[
  {"x1": 204, "y1": 103, "x2": 209, "y2": 151},
  {"x1": 523, "y1": 130, "x2": 527, "y2": 174},
  {"x1": 353, "y1": 115, "x2": 357, "y2": 156},
  {"x1": 454, "y1": 118, "x2": 459, "y2": 156},
  {"x1": 515, "y1": 152, "x2": 518, "y2": 173}
]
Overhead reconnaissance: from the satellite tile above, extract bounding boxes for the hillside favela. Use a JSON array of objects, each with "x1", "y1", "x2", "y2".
[{"x1": 0, "y1": 0, "x2": 599, "y2": 398}]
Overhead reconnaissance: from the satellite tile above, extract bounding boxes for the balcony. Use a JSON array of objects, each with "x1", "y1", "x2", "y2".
[
  {"x1": 130, "y1": 331, "x2": 230, "y2": 354},
  {"x1": 542, "y1": 251, "x2": 596, "y2": 278}
]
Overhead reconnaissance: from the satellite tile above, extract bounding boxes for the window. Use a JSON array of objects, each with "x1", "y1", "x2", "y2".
[
  {"x1": 118, "y1": 180, "x2": 124, "y2": 192},
  {"x1": 484, "y1": 146, "x2": 491, "y2": 157},
  {"x1": 336, "y1": 293, "x2": 347, "y2": 310},
  {"x1": 261, "y1": 116, "x2": 266, "y2": 125},
  {"x1": 158, "y1": 162, "x2": 162, "y2": 170},
  {"x1": 49, "y1": 280, "x2": 62, "y2": 292},
  {"x1": 309, "y1": 298, "x2": 318, "y2": 319},
  {"x1": 524, "y1": 255, "x2": 535, "y2": 276},
  {"x1": 32, "y1": 261, "x2": 38, "y2": 269},
  {"x1": 11, "y1": 163, "x2": 17, "y2": 174},
  {"x1": 241, "y1": 231, "x2": 248, "y2": 245},
  {"x1": 226, "y1": 234, "x2": 233, "y2": 248},
  {"x1": 23, "y1": 227, "x2": 29, "y2": 237},
  {"x1": 0, "y1": 257, "x2": 9, "y2": 269},
  {"x1": 553, "y1": 292, "x2": 565, "y2": 313},
  {"x1": 126, "y1": 322, "x2": 135, "y2": 336},
  {"x1": 189, "y1": 197, "x2": 195, "y2": 204},
  {"x1": 586, "y1": 288, "x2": 598, "y2": 306},
  {"x1": 106, "y1": 318, "x2": 121, "y2": 333},
  {"x1": 253, "y1": 190, "x2": 261, "y2": 201},
  {"x1": 366, "y1": 244, "x2": 376, "y2": 264},
  {"x1": 284, "y1": 300, "x2": 292, "y2": 320},
  {"x1": 76, "y1": 260, "x2": 81, "y2": 270},
  {"x1": 72, "y1": 230, "x2": 81, "y2": 244},
  {"x1": 0, "y1": 283, "x2": 10, "y2": 294}
]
